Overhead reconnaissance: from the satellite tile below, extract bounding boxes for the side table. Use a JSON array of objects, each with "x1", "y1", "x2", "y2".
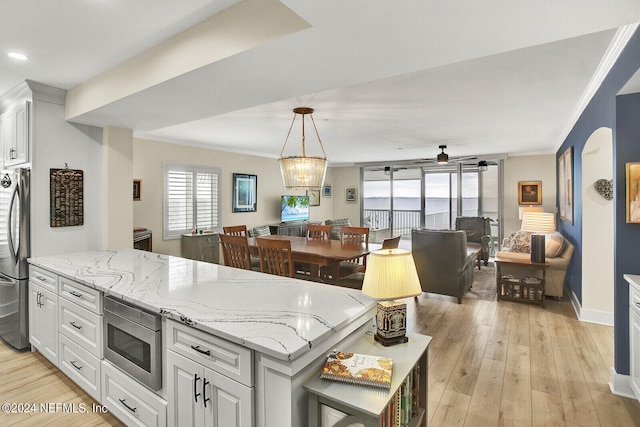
[
  {"x1": 304, "y1": 332, "x2": 431, "y2": 427},
  {"x1": 495, "y1": 254, "x2": 548, "y2": 307}
]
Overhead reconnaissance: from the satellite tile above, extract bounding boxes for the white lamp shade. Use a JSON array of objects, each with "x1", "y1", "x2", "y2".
[
  {"x1": 521, "y1": 211, "x2": 556, "y2": 233},
  {"x1": 279, "y1": 156, "x2": 327, "y2": 190},
  {"x1": 518, "y1": 206, "x2": 543, "y2": 220},
  {"x1": 361, "y1": 249, "x2": 422, "y2": 300}
]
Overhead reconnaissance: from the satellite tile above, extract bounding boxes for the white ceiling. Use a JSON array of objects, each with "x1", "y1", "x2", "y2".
[{"x1": 2, "y1": 0, "x2": 640, "y2": 166}]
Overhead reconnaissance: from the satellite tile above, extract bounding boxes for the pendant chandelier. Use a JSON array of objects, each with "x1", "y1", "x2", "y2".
[{"x1": 278, "y1": 107, "x2": 328, "y2": 190}]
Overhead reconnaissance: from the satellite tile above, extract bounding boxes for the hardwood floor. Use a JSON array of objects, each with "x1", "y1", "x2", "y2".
[
  {"x1": 408, "y1": 293, "x2": 640, "y2": 427},
  {"x1": 0, "y1": 291, "x2": 639, "y2": 426}
]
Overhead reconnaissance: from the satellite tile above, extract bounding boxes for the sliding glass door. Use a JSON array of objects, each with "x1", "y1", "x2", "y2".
[{"x1": 363, "y1": 161, "x2": 501, "y2": 247}]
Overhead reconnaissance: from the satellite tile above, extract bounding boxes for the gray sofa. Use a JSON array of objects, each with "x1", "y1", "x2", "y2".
[{"x1": 411, "y1": 229, "x2": 476, "y2": 303}]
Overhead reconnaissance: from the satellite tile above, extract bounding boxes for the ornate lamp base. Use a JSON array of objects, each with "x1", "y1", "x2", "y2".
[{"x1": 374, "y1": 301, "x2": 408, "y2": 347}]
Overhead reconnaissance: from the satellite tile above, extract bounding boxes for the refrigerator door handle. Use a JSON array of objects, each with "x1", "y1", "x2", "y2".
[
  {"x1": 0, "y1": 270, "x2": 16, "y2": 287},
  {"x1": 7, "y1": 183, "x2": 19, "y2": 265}
]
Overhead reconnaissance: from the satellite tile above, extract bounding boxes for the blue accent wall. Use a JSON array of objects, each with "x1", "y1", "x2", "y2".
[{"x1": 557, "y1": 28, "x2": 640, "y2": 375}]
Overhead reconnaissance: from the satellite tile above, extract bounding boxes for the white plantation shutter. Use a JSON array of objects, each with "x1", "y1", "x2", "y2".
[{"x1": 164, "y1": 163, "x2": 221, "y2": 239}]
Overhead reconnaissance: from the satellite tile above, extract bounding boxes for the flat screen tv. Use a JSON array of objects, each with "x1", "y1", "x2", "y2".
[{"x1": 281, "y1": 195, "x2": 310, "y2": 222}]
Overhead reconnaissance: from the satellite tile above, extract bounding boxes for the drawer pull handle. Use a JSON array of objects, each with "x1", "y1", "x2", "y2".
[
  {"x1": 69, "y1": 291, "x2": 82, "y2": 298},
  {"x1": 69, "y1": 321, "x2": 82, "y2": 330},
  {"x1": 118, "y1": 398, "x2": 137, "y2": 413},
  {"x1": 70, "y1": 360, "x2": 82, "y2": 370},
  {"x1": 202, "y1": 378, "x2": 210, "y2": 408},
  {"x1": 635, "y1": 301, "x2": 640, "y2": 309},
  {"x1": 35, "y1": 275, "x2": 47, "y2": 281},
  {"x1": 36, "y1": 292, "x2": 42, "y2": 308},
  {"x1": 190, "y1": 345, "x2": 211, "y2": 356},
  {"x1": 194, "y1": 374, "x2": 201, "y2": 403}
]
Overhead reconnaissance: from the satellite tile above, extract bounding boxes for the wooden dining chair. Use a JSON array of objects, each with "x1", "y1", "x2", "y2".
[
  {"x1": 321, "y1": 226, "x2": 370, "y2": 281},
  {"x1": 338, "y1": 235, "x2": 401, "y2": 289},
  {"x1": 219, "y1": 234, "x2": 253, "y2": 270},
  {"x1": 296, "y1": 224, "x2": 332, "y2": 276},
  {"x1": 223, "y1": 225, "x2": 248, "y2": 236},
  {"x1": 256, "y1": 238, "x2": 294, "y2": 278},
  {"x1": 306, "y1": 224, "x2": 332, "y2": 240},
  {"x1": 381, "y1": 235, "x2": 401, "y2": 249}
]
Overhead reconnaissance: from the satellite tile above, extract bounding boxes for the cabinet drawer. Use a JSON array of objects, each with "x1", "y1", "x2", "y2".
[
  {"x1": 197, "y1": 234, "x2": 218, "y2": 248},
  {"x1": 29, "y1": 265, "x2": 57, "y2": 293},
  {"x1": 60, "y1": 276, "x2": 102, "y2": 314},
  {"x1": 59, "y1": 334, "x2": 101, "y2": 402},
  {"x1": 102, "y1": 360, "x2": 167, "y2": 427},
  {"x1": 166, "y1": 319, "x2": 253, "y2": 387},
  {"x1": 59, "y1": 297, "x2": 103, "y2": 358}
]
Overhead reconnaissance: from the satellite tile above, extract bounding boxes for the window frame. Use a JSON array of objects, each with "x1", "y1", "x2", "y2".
[{"x1": 163, "y1": 162, "x2": 222, "y2": 240}]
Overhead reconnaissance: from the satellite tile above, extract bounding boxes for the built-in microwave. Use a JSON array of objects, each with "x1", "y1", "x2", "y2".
[{"x1": 103, "y1": 296, "x2": 162, "y2": 391}]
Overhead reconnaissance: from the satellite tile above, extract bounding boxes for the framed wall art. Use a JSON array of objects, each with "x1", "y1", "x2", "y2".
[
  {"x1": 518, "y1": 181, "x2": 542, "y2": 205},
  {"x1": 307, "y1": 189, "x2": 320, "y2": 206},
  {"x1": 232, "y1": 173, "x2": 257, "y2": 212},
  {"x1": 133, "y1": 179, "x2": 141, "y2": 201},
  {"x1": 50, "y1": 167, "x2": 84, "y2": 227},
  {"x1": 345, "y1": 187, "x2": 357, "y2": 203},
  {"x1": 323, "y1": 185, "x2": 332, "y2": 197},
  {"x1": 626, "y1": 162, "x2": 640, "y2": 223},
  {"x1": 559, "y1": 146, "x2": 573, "y2": 224}
]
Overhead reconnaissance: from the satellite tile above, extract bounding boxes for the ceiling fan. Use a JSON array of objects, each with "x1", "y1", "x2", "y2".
[
  {"x1": 368, "y1": 166, "x2": 408, "y2": 174},
  {"x1": 414, "y1": 145, "x2": 478, "y2": 165}
]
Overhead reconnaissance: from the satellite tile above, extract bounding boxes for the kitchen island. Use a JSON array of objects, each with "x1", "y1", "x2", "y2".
[{"x1": 28, "y1": 249, "x2": 376, "y2": 427}]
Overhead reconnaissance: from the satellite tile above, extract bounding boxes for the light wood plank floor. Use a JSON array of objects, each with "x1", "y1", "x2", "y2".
[
  {"x1": 1, "y1": 293, "x2": 639, "y2": 426},
  {"x1": 408, "y1": 293, "x2": 640, "y2": 427}
]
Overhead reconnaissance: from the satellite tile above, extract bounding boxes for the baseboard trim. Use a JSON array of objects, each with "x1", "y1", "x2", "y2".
[
  {"x1": 568, "y1": 288, "x2": 614, "y2": 326},
  {"x1": 609, "y1": 368, "x2": 637, "y2": 399}
]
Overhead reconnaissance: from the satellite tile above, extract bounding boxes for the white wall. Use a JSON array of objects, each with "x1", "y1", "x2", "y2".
[
  {"x1": 133, "y1": 138, "x2": 336, "y2": 257},
  {"x1": 502, "y1": 155, "x2": 557, "y2": 236},
  {"x1": 31, "y1": 88, "x2": 103, "y2": 257},
  {"x1": 330, "y1": 166, "x2": 362, "y2": 224}
]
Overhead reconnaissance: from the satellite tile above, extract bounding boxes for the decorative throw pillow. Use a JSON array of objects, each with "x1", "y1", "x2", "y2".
[
  {"x1": 545, "y1": 232, "x2": 565, "y2": 258},
  {"x1": 509, "y1": 230, "x2": 532, "y2": 253},
  {"x1": 251, "y1": 225, "x2": 271, "y2": 237},
  {"x1": 325, "y1": 218, "x2": 351, "y2": 240}
]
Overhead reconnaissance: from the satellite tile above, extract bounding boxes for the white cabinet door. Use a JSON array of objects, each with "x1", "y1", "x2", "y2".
[
  {"x1": 630, "y1": 306, "x2": 640, "y2": 400},
  {"x1": 28, "y1": 282, "x2": 58, "y2": 366},
  {"x1": 203, "y1": 367, "x2": 254, "y2": 427},
  {"x1": 167, "y1": 349, "x2": 254, "y2": 427},
  {"x1": 167, "y1": 350, "x2": 205, "y2": 427},
  {"x1": 1, "y1": 100, "x2": 30, "y2": 167}
]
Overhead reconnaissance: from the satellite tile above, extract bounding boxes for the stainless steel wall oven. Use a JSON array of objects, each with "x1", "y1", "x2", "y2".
[{"x1": 103, "y1": 296, "x2": 162, "y2": 391}]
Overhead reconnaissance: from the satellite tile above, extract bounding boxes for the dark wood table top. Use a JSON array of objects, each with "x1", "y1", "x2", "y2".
[{"x1": 247, "y1": 234, "x2": 377, "y2": 266}]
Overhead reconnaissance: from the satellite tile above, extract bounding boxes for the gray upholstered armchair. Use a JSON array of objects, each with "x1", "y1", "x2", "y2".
[
  {"x1": 455, "y1": 216, "x2": 492, "y2": 266},
  {"x1": 411, "y1": 229, "x2": 476, "y2": 303}
]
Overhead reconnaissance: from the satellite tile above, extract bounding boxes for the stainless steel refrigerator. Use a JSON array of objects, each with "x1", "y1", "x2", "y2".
[{"x1": 0, "y1": 168, "x2": 30, "y2": 350}]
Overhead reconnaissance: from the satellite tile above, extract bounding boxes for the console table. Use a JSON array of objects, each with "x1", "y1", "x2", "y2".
[{"x1": 269, "y1": 221, "x2": 321, "y2": 237}]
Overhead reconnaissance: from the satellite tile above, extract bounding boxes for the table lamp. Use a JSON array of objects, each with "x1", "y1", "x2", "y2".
[
  {"x1": 521, "y1": 211, "x2": 556, "y2": 263},
  {"x1": 361, "y1": 249, "x2": 422, "y2": 346}
]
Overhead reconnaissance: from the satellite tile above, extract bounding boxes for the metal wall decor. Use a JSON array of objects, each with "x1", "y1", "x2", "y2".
[{"x1": 50, "y1": 164, "x2": 84, "y2": 227}]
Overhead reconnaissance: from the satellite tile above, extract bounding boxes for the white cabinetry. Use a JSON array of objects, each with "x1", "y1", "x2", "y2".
[
  {"x1": 0, "y1": 99, "x2": 30, "y2": 167},
  {"x1": 165, "y1": 319, "x2": 254, "y2": 427},
  {"x1": 28, "y1": 282, "x2": 58, "y2": 365},
  {"x1": 630, "y1": 278, "x2": 640, "y2": 402},
  {"x1": 102, "y1": 360, "x2": 167, "y2": 427}
]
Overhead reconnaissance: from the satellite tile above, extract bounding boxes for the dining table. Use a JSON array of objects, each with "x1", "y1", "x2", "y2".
[{"x1": 247, "y1": 234, "x2": 379, "y2": 282}]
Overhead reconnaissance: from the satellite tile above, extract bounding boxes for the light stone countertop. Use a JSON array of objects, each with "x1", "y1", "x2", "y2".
[{"x1": 28, "y1": 249, "x2": 375, "y2": 362}]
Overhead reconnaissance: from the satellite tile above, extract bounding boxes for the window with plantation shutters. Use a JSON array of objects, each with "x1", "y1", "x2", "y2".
[{"x1": 163, "y1": 163, "x2": 221, "y2": 239}]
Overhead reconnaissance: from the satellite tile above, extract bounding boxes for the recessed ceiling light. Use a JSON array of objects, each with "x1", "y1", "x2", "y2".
[{"x1": 8, "y1": 52, "x2": 28, "y2": 61}]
